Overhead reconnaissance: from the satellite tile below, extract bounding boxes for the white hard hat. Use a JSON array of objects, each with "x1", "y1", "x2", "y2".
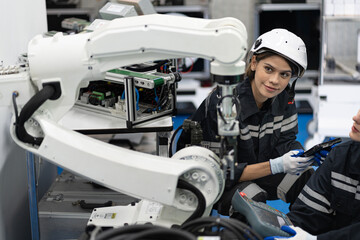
[{"x1": 248, "y1": 28, "x2": 307, "y2": 77}]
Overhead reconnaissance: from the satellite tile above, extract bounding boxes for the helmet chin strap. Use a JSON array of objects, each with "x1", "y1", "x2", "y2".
[{"x1": 287, "y1": 77, "x2": 298, "y2": 104}]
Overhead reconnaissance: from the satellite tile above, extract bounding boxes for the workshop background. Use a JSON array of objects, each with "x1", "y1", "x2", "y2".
[{"x1": 1, "y1": 0, "x2": 360, "y2": 239}]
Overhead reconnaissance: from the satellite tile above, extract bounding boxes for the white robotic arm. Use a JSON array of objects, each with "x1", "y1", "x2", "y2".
[
  {"x1": 6, "y1": 14, "x2": 248, "y2": 226},
  {"x1": 27, "y1": 14, "x2": 247, "y2": 121}
]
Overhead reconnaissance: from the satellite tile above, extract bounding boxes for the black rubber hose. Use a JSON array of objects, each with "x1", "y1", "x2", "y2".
[
  {"x1": 95, "y1": 224, "x2": 158, "y2": 240},
  {"x1": 121, "y1": 228, "x2": 195, "y2": 240},
  {"x1": 15, "y1": 85, "x2": 55, "y2": 145},
  {"x1": 12, "y1": 92, "x2": 19, "y2": 124},
  {"x1": 94, "y1": 224, "x2": 195, "y2": 240},
  {"x1": 220, "y1": 217, "x2": 262, "y2": 240},
  {"x1": 169, "y1": 124, "x2": 183, "y2": 157},
  {"x1": 95, "y1": 224, "x2": 176, "y2": 240},
  {"x1": 177, "y1": 179, "x2": 206, "y2": 224},
  {"x1": 180, "y1": 216, "x2": 262, "y2": 240},
  {"x1": 216, "y1": 94, "x2": 234, "y2": 125},
  {"x1": 181, "y1": 219, "x2": 246, "y2": 240}
]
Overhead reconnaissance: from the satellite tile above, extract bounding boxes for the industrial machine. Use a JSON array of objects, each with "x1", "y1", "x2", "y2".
[{"x1": 0, "y1": 13, "x2": 247, "y2": 227}]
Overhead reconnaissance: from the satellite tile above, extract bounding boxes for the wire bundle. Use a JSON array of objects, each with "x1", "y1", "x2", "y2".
[
  {"x1": 89, "y1": 216, "x2": 262, "y2": 240},
  {"x1": 180, "y1": 216, "x2": 263, "y2": 240},
  {"x1": 92, "y1": 224, "x2": 196, "y2": 240}
]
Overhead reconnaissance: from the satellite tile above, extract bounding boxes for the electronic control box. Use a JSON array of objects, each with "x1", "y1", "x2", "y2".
[{"x1": 76, "y1": 62, "x2": 181, "y2": 128}]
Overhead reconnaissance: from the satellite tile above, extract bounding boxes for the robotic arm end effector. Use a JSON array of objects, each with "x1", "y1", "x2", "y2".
[{"x1": 172, "y1": 146, "x2": 225, "y2": 209}]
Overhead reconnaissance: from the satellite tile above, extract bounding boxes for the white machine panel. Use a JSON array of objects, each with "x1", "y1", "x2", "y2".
[{"x1": 318, "y1": 84, "x2": 360, "y2": 137}]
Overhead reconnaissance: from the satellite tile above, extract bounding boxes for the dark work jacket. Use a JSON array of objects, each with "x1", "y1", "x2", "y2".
[
  {"x1": 177, "y1": 78, "x2": 303, "y2": 182},
  {"x1": 288, "y1": 140, "x2": 360, "y2": 240}
]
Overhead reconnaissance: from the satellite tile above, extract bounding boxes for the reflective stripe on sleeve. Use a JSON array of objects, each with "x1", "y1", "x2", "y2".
[
  {"x1": 331, "y1": 179, "x2": 357, "y2": 194},
  {"x1": 280, "y1": 120, "x2": 297, "y2": 132},
  {"x1": 356, "y1": 186, "x2": 360, "y2": 200},
  {"x1": 260, "y1": 113, "x2": 297, "y2": 135},
  {"x1": 260, "y1": 122, "x2": 273, "y2": 132},
  {"x1": 240, "y1": 134, "x2": 252, "y2": 141},
  {"x1": 282, "y1": 113, "x2": 297, "y2": 125},
  {"x1": 331, "y1": 172, "x2": 359, "y2": 186},
  {"x1": 250, "y1": 131, "x2": 259, "y2": 138},
  {"x1": 330, "y1": 172, "x2": 360, "y2": 200},
  {"x1": 259, "y1": 128, "x2": 274, "y2": 139},
  {"x1": 298, "y1": 192, "x2": 333, "y2": 214},
  {"x1": 239, "y1": 113, "x2": 297, "y2": 140},
  {"x1": 274, "y1": 116, "x2": 284, "y2": 122},
  {"x1": 303, "y1": 185, "x2": 331, "y2": 207},
  {"x1": 280, "y1": 114, "x2": 298, "y2": 132},
  {"x1": 248, "y1": 125, "x2": 260, "y2": 131}
]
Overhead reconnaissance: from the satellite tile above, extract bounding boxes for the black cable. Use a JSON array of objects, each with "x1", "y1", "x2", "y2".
[
  {"x1": 15, "y1": 85, "x2": 55, "y2": 145},
  {"x1": 94, "y1": 217, "x2": 262, "y2": 240},
  {"x1": 95, "y1": 224, "x2": 159, "y2": 240},
  {"x1": 12, "y1": 91, "x2": 19, "y2": 125},
  {"x1": 155, "y1": 84, "x2": 166, "y2": 110},
  {"x1": 221, "y1": 217, "x2": 262, "y2": 240},
  {"x1": 158, "y1": 96, "x2": 169, "y2": 109},
  {"x1": 107, "y1": 233, "x2": 131, "y2": 240},
  {"x1": 217, "y1": 104, "x2": 228, "y2": 124},
  {"x1": 143, "y1": 85, "x2": 168, "y2": 113},
  {"x1": 177, "y1": 179, "x2": 206, "y2": 224},
  {"x1": 180, "y1": 216, "x2": 262, "y2": 240},
  {"x1": 216, "y1": 94, "x2": 239, "y2": 125},
  {"x1": 117, "y1": 228, "x2": 195, "y2": 240},
  {"x1": 219, "y1": 137, "x2": 226, "y2": 159},
  {"x1": 94, "y1": 224, "x2": 195, "y2": 240},
  {"x1": 233, "y1": 95, "x2": 241, "y2": 121},
  {"x1": 169, "y1": 124, "x2": 183, "y2": 157},
  {"x1": 182, "y1": 220, "x2": 246, "y2": 240}
]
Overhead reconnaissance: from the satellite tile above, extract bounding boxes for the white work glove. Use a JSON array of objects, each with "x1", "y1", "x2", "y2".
[
  {"x1": 264, "y1": 226, "x2": 317, "y2": 240},
  {"x1": 270, "y1": 150, "x2": 313, "y2": 175}
]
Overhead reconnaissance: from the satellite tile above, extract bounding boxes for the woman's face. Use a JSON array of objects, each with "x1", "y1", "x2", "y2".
[
  {"x1": 349, "y1": 110, "x2": 360, "y2": 142},
  {"x1": 250, "y1": 55, "x2": 292, "y2": 108}
]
